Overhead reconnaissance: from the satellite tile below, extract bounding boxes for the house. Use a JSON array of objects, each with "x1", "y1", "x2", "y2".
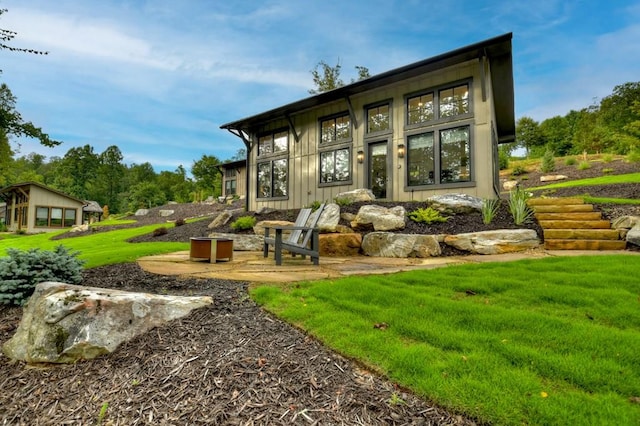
[
  {"x1": 0, "y1": 182, "x2": 84, "y2": 233},
  {"x1": 221, "y1": 33, "x2": 514, "y2": 212},
  {"x1": 217, "y1": 159, "x2": 247, "y2": 199}
]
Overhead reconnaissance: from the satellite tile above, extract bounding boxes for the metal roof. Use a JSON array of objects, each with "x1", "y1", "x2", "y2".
[{"x1": 220, "y1": 33, "x2": 514, "y2": 143}]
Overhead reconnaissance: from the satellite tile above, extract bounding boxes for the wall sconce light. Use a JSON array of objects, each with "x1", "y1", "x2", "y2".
[
  {"x1": 357, "y1": 150, "x2": 364, "y2": 164},
  {"x1": 397, "y1": 144, "x2": 405, "y2": 159}
]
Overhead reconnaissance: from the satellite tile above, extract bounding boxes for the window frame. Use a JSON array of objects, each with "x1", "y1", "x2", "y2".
[
  {"x1": 404, "y1": 121, "x2": 475, "y2": 191},
  {"x1": 257, "y1": 128, "x2": 289, "y2": 158},
  {"x1": 404, "y1": 79, "x2": 472, "y2": 131},
  {"x1": 364, "y1": 100, "x2": 393, "y2": 138},
  {"x1": 35, "y1": 205, "x2": 78, "y2": 228},
  {"x1": 318, "y1": 145, "x2": 353, "y2": 187},
  {"x1": 256, "y1": 158, "x2": 289, "y2": 200},
  {"x1": 318, "y1": 111, "x2": 353, "y2": 147}
]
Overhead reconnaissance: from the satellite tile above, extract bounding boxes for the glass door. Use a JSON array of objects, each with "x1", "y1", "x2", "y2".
[{"x1": 368, "y1": 142, "x2": 388, "y2": 199}]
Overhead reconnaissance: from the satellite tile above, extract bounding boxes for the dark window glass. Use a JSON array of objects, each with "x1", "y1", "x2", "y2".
[
  {"x1": 320, "y1": 148, "x2": 350, "y2": 183},
  {"x1": 407, "y1": 93, "x2": 434, "y2": 124},
  {"x1": 439, "y1": 84, "x2": 469, "y2": 118},
  {"x1": 320, "y1": 114, "x2": 351, "y2": 143},
  {"x1": 36, "y1": 206, "x2": 49, "y2": 226},
  {"x1": 440, "y1": 126, "x2": 471, "y2": 183},
  {"x1": 407, "y1": 132, "x2": 435, "y2": 186},
  {"x1": 64, "y1": 209, "x2": 76, "y2": 227},
  {"x1": 367, "y1": 104, "x2": 390, "y2": 133},
  {"x1": 257, "y1": 159, "x2": 288, "y2": 198}
]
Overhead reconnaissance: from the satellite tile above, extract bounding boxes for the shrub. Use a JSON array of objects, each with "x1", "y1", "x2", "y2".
[
  {"x1": 481, "y1": 198, "x2": 500, "y2": 225},
  {"x1": 175, "y1": 218, "x2": 186, "y2": 227},
  {"x1": 334, "y1": 197, "x2": 352, "y2": 207},
  {"x1": 540, "y1": 148, "x2": 555, "y2": 173},
  {"x1": 602, "y1": 168, "x2": 614, "y2": 174},
  {"x1": 626, "y1": 150, "x2": 640, "y2": 163},
  {"x1": 564, "y1": 157, "x2": 577, "y2": 166},
  {"x1": 508, "y1": 186, "x2": 534, "y2": 225},
  {"x1": 231, "y1": 215, "x2": 257, "y2": 231},
  {"x1": 308, "y1": 200, "x2": 323, "y2": 211},
  {"x1": 577, "y1": 161, "x2": 591, "y2": 170},
  {"x1": 602, "y1": 154, "x2": 613, "y2": 163},
  {"x1": 511, "y1": 165, "x2": 527, "y2": 176},
  {"x1": 408, "y1": 207, "x2": 448, "y2": 224},
  {"x1": 0, "y1": 246, "x2": 85, "y2": 306},
  {"x1": 152, "y1": 226, "x2": 168, "y2": 237},
  {"x1": 498, "y1": 149, "x2": 509, "y2": 170}
]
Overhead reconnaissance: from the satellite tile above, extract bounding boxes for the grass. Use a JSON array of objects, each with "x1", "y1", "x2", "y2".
[
  {"x1": 251, "y1": 255, "x2": 640, "y2": 425},
  {"x1": 530, "y1": 172, "x2": 640, "y2": 191},
  {"x1": 0, "y1": 224, "x2": 188, "y2": 268}
]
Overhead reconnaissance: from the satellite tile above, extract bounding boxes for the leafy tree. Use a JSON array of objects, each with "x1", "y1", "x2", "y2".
[
  {"x1": 157, "y1": 166, "x2": 194, "y2": 203},
  {"x1": 599, "y1": 82, "x2": 640, "y2": 134},
  {"x1": 192, "y1": 154, "x2": 222, "y2": 197},
  {"x1": 127, "y1": 181, "x2": 166, "y2": 210},
  {"x1": 0, "y1": 129, "x2": 11, "y2": 186},
  {"x1": 308, "y1": 60, "x2": 370, "y2": 94},
  {"x1": 538, "y1": 116, "x2": 573, "y2": 156},
  {"x1": 515, "y1": 117, "x2": 543, "y2": 156},
  {"x1": 228, "y1": 147, "x2": 246, "y2": 161},
  {"x1": 0, "y1": 83, "x2": 60, "y2": 147},
  {"x1": 55, "y1": 145, "x2": 99, "y2": 200},
  {"x1": 97, "y1": 145, "x2": 125, "y2": 212}
]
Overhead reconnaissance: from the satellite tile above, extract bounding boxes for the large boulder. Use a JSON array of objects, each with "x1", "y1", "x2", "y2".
[
  {"x1": 2, "y1": 282, "x2": 212, "y2": 364},
  {"x1": 444, "y1": 229, "x2": 540, "y2": 254},
  {"x1": 253, "y1": 220, "x2": 294, "y2": 237},
  {"x1": 317, "y1": 203, "x2": 341, "y2": 232},
  {"x1": 134, "y1": 208, "x2": 149, "y2": 216},
  {"x1": 208, "y1": 211, "x2": 233, "y2": 229},
  {"x1": 335, "y1": 188, "x2": 375, "y2": 203},
  {"x1": 361, "y1": 232, "x2": 441, "y2": 258},
  {"x1": 427, "y1": 194, "x2": 483, "y2": 214},
  {"x1": 159, "y1": 209, "x2": 175, "y2": 217},
  {"x1": 352, "y1": 205, "x2": 406, "y2": 231},
  {"x1": 611, "y1": 216, "x2": 640, "y2": 230},
  {"x1": 208, "y1": 232, "x2": 263, "y2": 251},
  {"x1": 627, "y1": 224, "x2": 640, "y2": 247},
  {"x1": 319, "y1": 233, "x2": 362, "y2": 257}
]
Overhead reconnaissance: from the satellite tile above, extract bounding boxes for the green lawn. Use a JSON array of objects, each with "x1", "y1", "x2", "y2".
[
  {"x1": 0, "y1": 224, "x2": 188, "y2": 268},
  {"x1": 530, "y1": 172, "x2": 640, "y2": 191},
  {"x1": 252, "y1": 255, "x2": 640, "y2": 425}
]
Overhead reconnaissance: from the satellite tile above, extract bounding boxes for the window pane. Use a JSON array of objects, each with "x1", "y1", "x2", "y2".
[
  {"x1": 272, "y1": 159, "x2": 288, "y2": 197},
  {"x1": 273, "y1": 131, "x2": 288, "y2": 152},
  {"x1": 440, "y1": 126, "x2": 471, "y2": 183},
  {"x1": 367, "y1": 105, "x2": 390, "y2": 133},
  {"x1": 408, "y1": 93, "x2": 434, "y2": 124},
  {"x1": 335, "y1": 148, "x2": 350, "y2": 181},
  {"x1": 321, "y1": 120, "x2": 335, "y2": 143},
  {"x1": 258, "y1": 135, "x2": 272, "y2": 156},
  {"x1": 257, "y1": 162, "x2": 271, "y2": 198},
  {"x1": 320, "y1": 151, "x2": 335, "y2": 183},
  {"x1": 407, "y1": 132, "x2": 435, "y2": 186},
  {"x1": 64, "y1": 209, "x2": 76, "y2": 227},
  {"x1": 51, "y1": 207, "x2": 63, "y2": 227},
  {"x1": 335, "y1": 115, "x2": 351, "y2": 140},
  {"x1": 36, "y1": 207, "x2": 49, "y2": 226},
  {"x1": 439, "y1": 84, "x2": 469, "y2": 117}
]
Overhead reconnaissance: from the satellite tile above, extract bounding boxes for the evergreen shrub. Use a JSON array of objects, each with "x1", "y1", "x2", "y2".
[
  {"x1": 540, "y1": 148, "x2": 556, "y2": 173},
  {"x1": 231, "y1": 216, "x2": 257, "y2": 231},
  {"x1": 0, "y1": 246, "x2": 85, "y2": 306}
]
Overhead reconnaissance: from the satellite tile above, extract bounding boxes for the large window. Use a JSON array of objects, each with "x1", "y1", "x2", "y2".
[
  {"x1": 406, "y1": 82, "x2": 470, "y2": 126},
  {"x1": 258, "y1": 130, "x2": 288, "y2": 156},
  {"x1": 320, "y1": 148, "x2": 350, "y2": 183},
  {"x1": 407, "y1": 125, "x2": 471, "y2": 186},
  {"x1": 224, "y1": 168, "x2": 237, "y2": 196},
  {"x1": 257, "y1": 159, "x2": 288, "y2": 198},
  {"x1": 320, "y1": 113, "x2": 351, "y2": 144},
  {"x1": 35, "y1": 206, "x2": 77, "y2": 228}
]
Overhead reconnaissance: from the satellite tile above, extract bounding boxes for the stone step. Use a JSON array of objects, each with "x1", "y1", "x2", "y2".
[
  {"x1": 530, "y1": 204, "x2": 594, "y2": 213},
  {"x1": 528, "y1": 198, "x2": 585, "y2": 206},
  {"x1": 544, "y1": 239, "x2": 627, "y2": 250},
  {"x1": 538, "y1": 220, "x2": 612, "y2": 229},
  {"x1": 535, "y1": 212, "x2": 603, "y2": 221},
  {"x1": 544, "y1": 229, "x2": 621, "y2": 240}
]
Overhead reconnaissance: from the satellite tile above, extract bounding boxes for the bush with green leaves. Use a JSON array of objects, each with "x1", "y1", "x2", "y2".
[
  {"x1": 508, "y1": 185, "x2": 534, "y2": 225},
  {"x1": 511, "y1": 165, "x2": 527, "y2": 176},
  {"x1": 481, "y1": 198, "x2": 501, "y2": 225},
  {"x1": 627, "y1": 150, "x2": 640, "y2": 163},
  {"x1": 0, "y1": 245, "x2": 85, "y2": 306},
  {"x1": 334, "y1": 197, "x2": 352, "y2": 207},
  {"x1": 152, "y1": 226, "x2": 168, "y2": 237},
  {"x1": 564, "y1": 157, "x2": 577, "y2": 166},
  {"x1": 540, "y1": 148, "x2": 556, "y2": 173},
  {"x1": 408, "y1": 207, "x2": 448, "y2": 224},
  {"x1": 231, "y1": 215, "x2": 257, "y2": 231},
  {"x1": 577, "y1": 161, "x2": 592, "y2": 170}
]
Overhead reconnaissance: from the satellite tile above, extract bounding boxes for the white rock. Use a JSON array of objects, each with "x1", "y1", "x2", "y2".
[
  {"x1": 361, "y1": 232, "x2": 441, "y2": 257},
  {"x1": 427, "y1": 194, "x2": 483, "y2": 213},
  {"x1": 335, "y1": 188, "x2": 375, "y2": 203},
  {"x1": 539, "y1": 175, "x2": 568, "y2": 182},
  {"x1": 444, "y1": 229, "x2": 540, "y2": 254},
  {"x1": 352, "y1": 205, "x2": 406, "y2": 231}
]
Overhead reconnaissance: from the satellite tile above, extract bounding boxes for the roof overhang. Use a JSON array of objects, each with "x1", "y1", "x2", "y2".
[{"x1": 221, "y1": 33, "x2": 515, "y2": 144}]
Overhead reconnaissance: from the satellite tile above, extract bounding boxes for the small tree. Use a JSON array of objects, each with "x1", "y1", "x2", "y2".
[{"x1": 540, "y1": 148, "x2": 556, "y2": 173}]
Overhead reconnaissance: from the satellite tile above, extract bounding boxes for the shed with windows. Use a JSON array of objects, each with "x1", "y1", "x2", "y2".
[
  {"x1": 221, "y1": 33, "x2": 514, "y2": 212},
  {"x1": 218, "y1": 159, "x2": 247, "y2": 199},
  {"x1": 0, "y1": 182, "x2": 84, "y2": 233}
]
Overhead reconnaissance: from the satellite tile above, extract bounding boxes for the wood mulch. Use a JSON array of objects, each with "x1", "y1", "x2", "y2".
[{"x1": 0, "y1": 263, "x2": 477, "y2": 425}]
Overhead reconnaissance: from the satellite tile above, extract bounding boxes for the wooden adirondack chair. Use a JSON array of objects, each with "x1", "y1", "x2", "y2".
[{"x1": 263, "y1": 204, "x2": 325, "y2": 265}]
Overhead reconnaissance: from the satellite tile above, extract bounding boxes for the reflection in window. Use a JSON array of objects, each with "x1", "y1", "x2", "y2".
[
  {"x1": 407, "y1": 93, "x2": 434, "y2": 124},
  {"x1": 258, "y1": 131, "x2": 288, "y2": 156},
  {"x1": 439, "y1": 84, "x2": 469, "y2": 118},
  {"x1": 64, "y1": 209, "x2": 76, "y2": 227},
  {"x1": 367, "y1": 104, "x2": 390, "y2": 133},
  {"x1": 51, "y1": 208, "x2": 63, "y2": 227},
  {"x1": 320, "y1": 148, "x2": 350, "y2": 183},
  {"x1": 321, "y1": 114, "x2": 351, "y2": 143},
  {"x1": 440, "y1": 126, "x2": 470, "y2": 183},
  {"x1": 407, "y1": 132, "x2": 435, "y2": 186},
  {"x1": 257, "y1": 159, "x2": 288, "y2": 198},
  {"x1": 36, "y1": 207, "x2": 49, "y2": 227}
]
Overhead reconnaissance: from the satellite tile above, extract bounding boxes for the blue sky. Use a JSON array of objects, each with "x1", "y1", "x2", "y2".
[{"x1": 2, "y1": 0, "x2": 639, "y2": 173}]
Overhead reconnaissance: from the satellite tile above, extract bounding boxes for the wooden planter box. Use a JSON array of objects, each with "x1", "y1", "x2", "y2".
[{"x1": 189, "y1": 237, "x2": 234, "y2": 263}]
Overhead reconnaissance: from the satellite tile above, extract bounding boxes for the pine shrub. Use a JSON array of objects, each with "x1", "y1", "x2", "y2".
[
  {"x1": 540, "y1": 148, "x2": 556, "y2": 173},
  {"x1": 175, "y1": 218, "x2": 186, "y2": 227},
  {"x1": 0, "y1": 246, "x2": 85, "y2": 306},
  {"x1": 153, "y1": 226, "x2": 168, "y2": 236}
]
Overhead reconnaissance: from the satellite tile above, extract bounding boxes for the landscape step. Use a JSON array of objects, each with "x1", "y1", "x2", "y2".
[
  {"x1": 544, "y1": 239, "x2": 627, "y2": 250},
  {"x1": 535, "y1": 212, "x2": 602, "y2": 221},
  {"x1": 538, "y1": 220, "x2": 612, "y2": 229},
  {"x1": 527, "y1": 198, "x2": 585, "y2": 206},
  {"x1": 543, "y1": 229, "x2": 621, "y2": 240},
  {"x1": 531, "y1": 205, "x2": 594, "y2": 213}
]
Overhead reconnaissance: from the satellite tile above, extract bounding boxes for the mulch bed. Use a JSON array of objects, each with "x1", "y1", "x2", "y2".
[{"x1": 0, "y1": 263, "x2": 477, "y2": 425}]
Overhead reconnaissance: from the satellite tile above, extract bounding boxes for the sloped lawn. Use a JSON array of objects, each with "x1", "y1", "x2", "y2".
[{"x1": 252, "y1": 255, "x2": 640, "y2": 425}]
